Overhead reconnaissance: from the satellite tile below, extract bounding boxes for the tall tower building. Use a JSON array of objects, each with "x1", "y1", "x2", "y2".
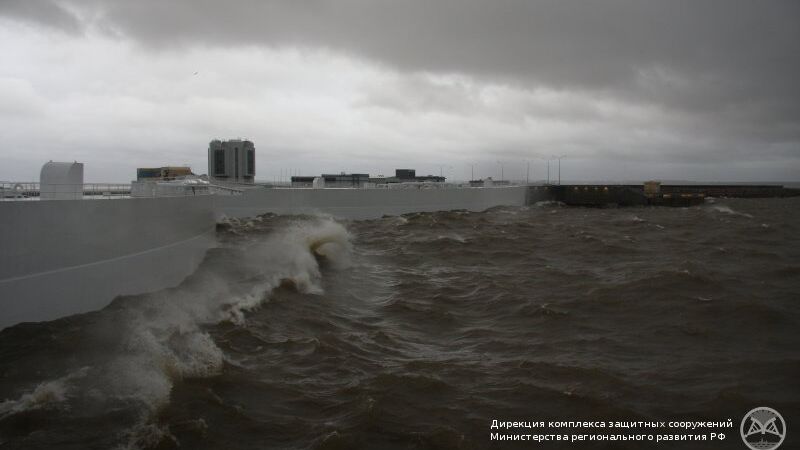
[{"x1": 208, "y1": 139, "x2": 255, "y2": 183}]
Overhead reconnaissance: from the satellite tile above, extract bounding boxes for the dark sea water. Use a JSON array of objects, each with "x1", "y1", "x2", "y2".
[{"x1": 1, "y1": 198, "x2": 798, "y2": 449}]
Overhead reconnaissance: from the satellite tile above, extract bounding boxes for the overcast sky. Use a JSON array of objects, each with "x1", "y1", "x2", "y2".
[{"x1": 1, "y1": 0, "x2": 798, "y2": 182}]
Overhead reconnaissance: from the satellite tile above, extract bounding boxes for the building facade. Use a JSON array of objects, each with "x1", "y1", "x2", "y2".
[
  {"x1": 320, "y1": 173, "x2": 369, "y2": 188},
  {"x1": 290, "y1": 176, "x2": 316, "y2": 187},
  {"x1": 136, "y1": 166, "x2": 193, "y2": 181},
  {"x1": 291, "y1": 169, "x2": 446, "y2": 188},
  {"x1": 208, "y1": 139, "x2": 255, "y2": 183},
  {"x1": 291, "y1": 173, "x2": 369, "y2": 188},
  {"x1": 372, "y1": 169, "x2": 446, "y2": 184},
  {"x1": 395, "y1": 169, "x2": 416, "y2": 180}
]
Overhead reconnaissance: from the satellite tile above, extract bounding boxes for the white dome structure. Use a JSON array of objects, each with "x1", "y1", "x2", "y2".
[{"x1": 40, "y1": 161, "x2": 84, "y2": 200}]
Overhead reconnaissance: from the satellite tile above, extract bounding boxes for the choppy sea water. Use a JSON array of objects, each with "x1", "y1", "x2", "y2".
[{"x1": 0, "y1": 198, "x2": 798, "y2": 449}]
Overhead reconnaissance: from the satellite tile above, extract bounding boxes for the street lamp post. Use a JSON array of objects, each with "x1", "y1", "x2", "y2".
[
  {"x1": 437, "y1": 165, "x2": 452, "y2": 181},
  {"x1": 547, "y1": 159, "x2": 550, "y2": 184},
  {"x1": 551, "y1": 155, "x2": 566, "y2": 185},
  {"x1": 526, "y1": 160, "x2": 530, "y2": 185}
]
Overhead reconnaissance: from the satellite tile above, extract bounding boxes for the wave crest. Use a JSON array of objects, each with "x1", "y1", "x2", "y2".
[{"x1": 1, "y1": 217, "x2": 352, "y2": 448}]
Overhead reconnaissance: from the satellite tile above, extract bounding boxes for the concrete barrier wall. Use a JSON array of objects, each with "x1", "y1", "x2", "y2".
[
  {"x1": 554, "y1": 185, "x2": 647, "y2": 206},
  {"x1": 0, "y1": 196, "x2": 218, "y2": 279},
  {"x1": 525, "y1": 185, "x2": 559, "y2": 204},
  {"x1": 219, "y1": 186, "x2": 528, "y2": 220},
  {"x1": 0, "y1": 186, "x2": 526, "y2": 328},
  {"x1": 525, "y1": 184, "x2": 798, "y2": 207},
  {"x1": 0, "y1": 196, "x2": 217, "y2": 328}
]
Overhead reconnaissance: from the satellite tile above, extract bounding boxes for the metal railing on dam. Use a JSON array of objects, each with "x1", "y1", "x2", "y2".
[
  {"x1": 0, "y1": 181, "x2": 132, "y2": 200},
  {"x1": 0, "y1": 181, "x2": 244, "y2": 200}
]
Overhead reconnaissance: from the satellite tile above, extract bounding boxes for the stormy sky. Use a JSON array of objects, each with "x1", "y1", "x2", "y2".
[{"x1": 1, "y1": 0, "x2": 798, "y2": 182}]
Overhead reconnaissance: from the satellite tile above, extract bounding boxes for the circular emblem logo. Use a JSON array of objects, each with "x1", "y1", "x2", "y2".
[{"x1": 740, "y1": 407, "x2": 786, "y2": 450}]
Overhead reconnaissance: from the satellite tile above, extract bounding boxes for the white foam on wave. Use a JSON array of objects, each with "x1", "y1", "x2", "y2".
[
  {"x1": 709, "y1": 205, "x2": 754, "y2": 218},
  {"x1": 534, "y1": 200, "x2": 565, "y2": 208},
  {"x1": 0, "y1": 367, "x2": 89, "y2": 418},
  {"x1": 2, "y1": 217, "x2": 352, "y2": 448},
  {"x1": 436, "y1": 234, "x2": 467, "y2": 243}
]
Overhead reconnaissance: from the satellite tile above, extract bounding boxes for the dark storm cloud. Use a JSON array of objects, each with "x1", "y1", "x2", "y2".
[
  {"x1": 0, "y1": 0, "x2": 81, "y2": 32},
  {"x1": 6, "y1": 0, "x2": 798, "y2": 113},
  {"x1": 2, "y1": 0, "x2": 798, "y2": 176}
]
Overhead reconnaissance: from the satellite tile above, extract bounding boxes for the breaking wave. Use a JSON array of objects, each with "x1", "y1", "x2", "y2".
[
  {"x1": 0, "y1": 367, "x2": 89, "y2": 419},
  {"x1": 0, "y1": 217, "x2": 351, "y2": 448},
  {"x1": 708, "y1": 204, "x2": 754, "y2": 218}
]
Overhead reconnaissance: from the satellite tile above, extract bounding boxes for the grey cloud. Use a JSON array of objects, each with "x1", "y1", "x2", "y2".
[
  {"x1": 0, "y1": 77, "x2": 48, "y2": 117},
  {"x1": 1, "y1": 0, "x2": 798, "y2": 179},
  {"x1": 0, "y1": 0, "x2": 81, "y2": 32},
  {"x1": 7, "y1": 0, "x2": 792, "y2": 142},
  {"x1": 13, "y1": 2, "x2": 794, "y2": 99}
]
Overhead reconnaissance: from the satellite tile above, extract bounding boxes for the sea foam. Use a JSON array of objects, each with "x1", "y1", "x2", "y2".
[{"x1": 1, "y1": 217, "x2": 351, "y2": 448}]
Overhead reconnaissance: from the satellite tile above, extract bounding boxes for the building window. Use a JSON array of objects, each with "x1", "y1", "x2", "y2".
[
  {"x1": 247, "y1": 149, "x2": 255, "y2": 176},
  {"x1": 214, "y1": 149, "x2": 225, "y2": 175}
]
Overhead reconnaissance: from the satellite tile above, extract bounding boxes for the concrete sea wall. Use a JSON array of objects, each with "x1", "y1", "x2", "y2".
[
  {"x1": 0, "y1": 186, "x2": 529, "y2": 328},
  {"x1": 219, "y1": 186, "x2": 528, "y2": 220},
  {"x1": 525, "y1": 184, "x2": 800, "y2": 207},
  {"x1": 0, "y1": 196, "x2": 217, "y2": 329}
]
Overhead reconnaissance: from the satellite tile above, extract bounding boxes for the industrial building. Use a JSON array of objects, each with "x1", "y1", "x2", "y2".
[
  {"x1": 290, "y1": 176, "x2": 316, "y2": 187},
  {"x1": 389, "y1": 169, "x2": 446, "y2": 183},
  {"x1": 136, "y1": 166, "x2": 193, "y2": 181},
  {"x1": 413, "y1": 174, "x2": 446, "y2": 183},
  {"x1": 396, "y1": 169, "x2": 416, "y2": 180},
  {"x1": 291, "y1": 169, "x2": 446, "y2": 188},
  {"x1": 208, "y1": 139, "x2": 255, "y2": 183},
  {"x1": 322, "y1": 173, "x2": 369, "y2": 187},
  {"x1": 291, "y1": 173, "x2": 369, "y2": 188}
]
